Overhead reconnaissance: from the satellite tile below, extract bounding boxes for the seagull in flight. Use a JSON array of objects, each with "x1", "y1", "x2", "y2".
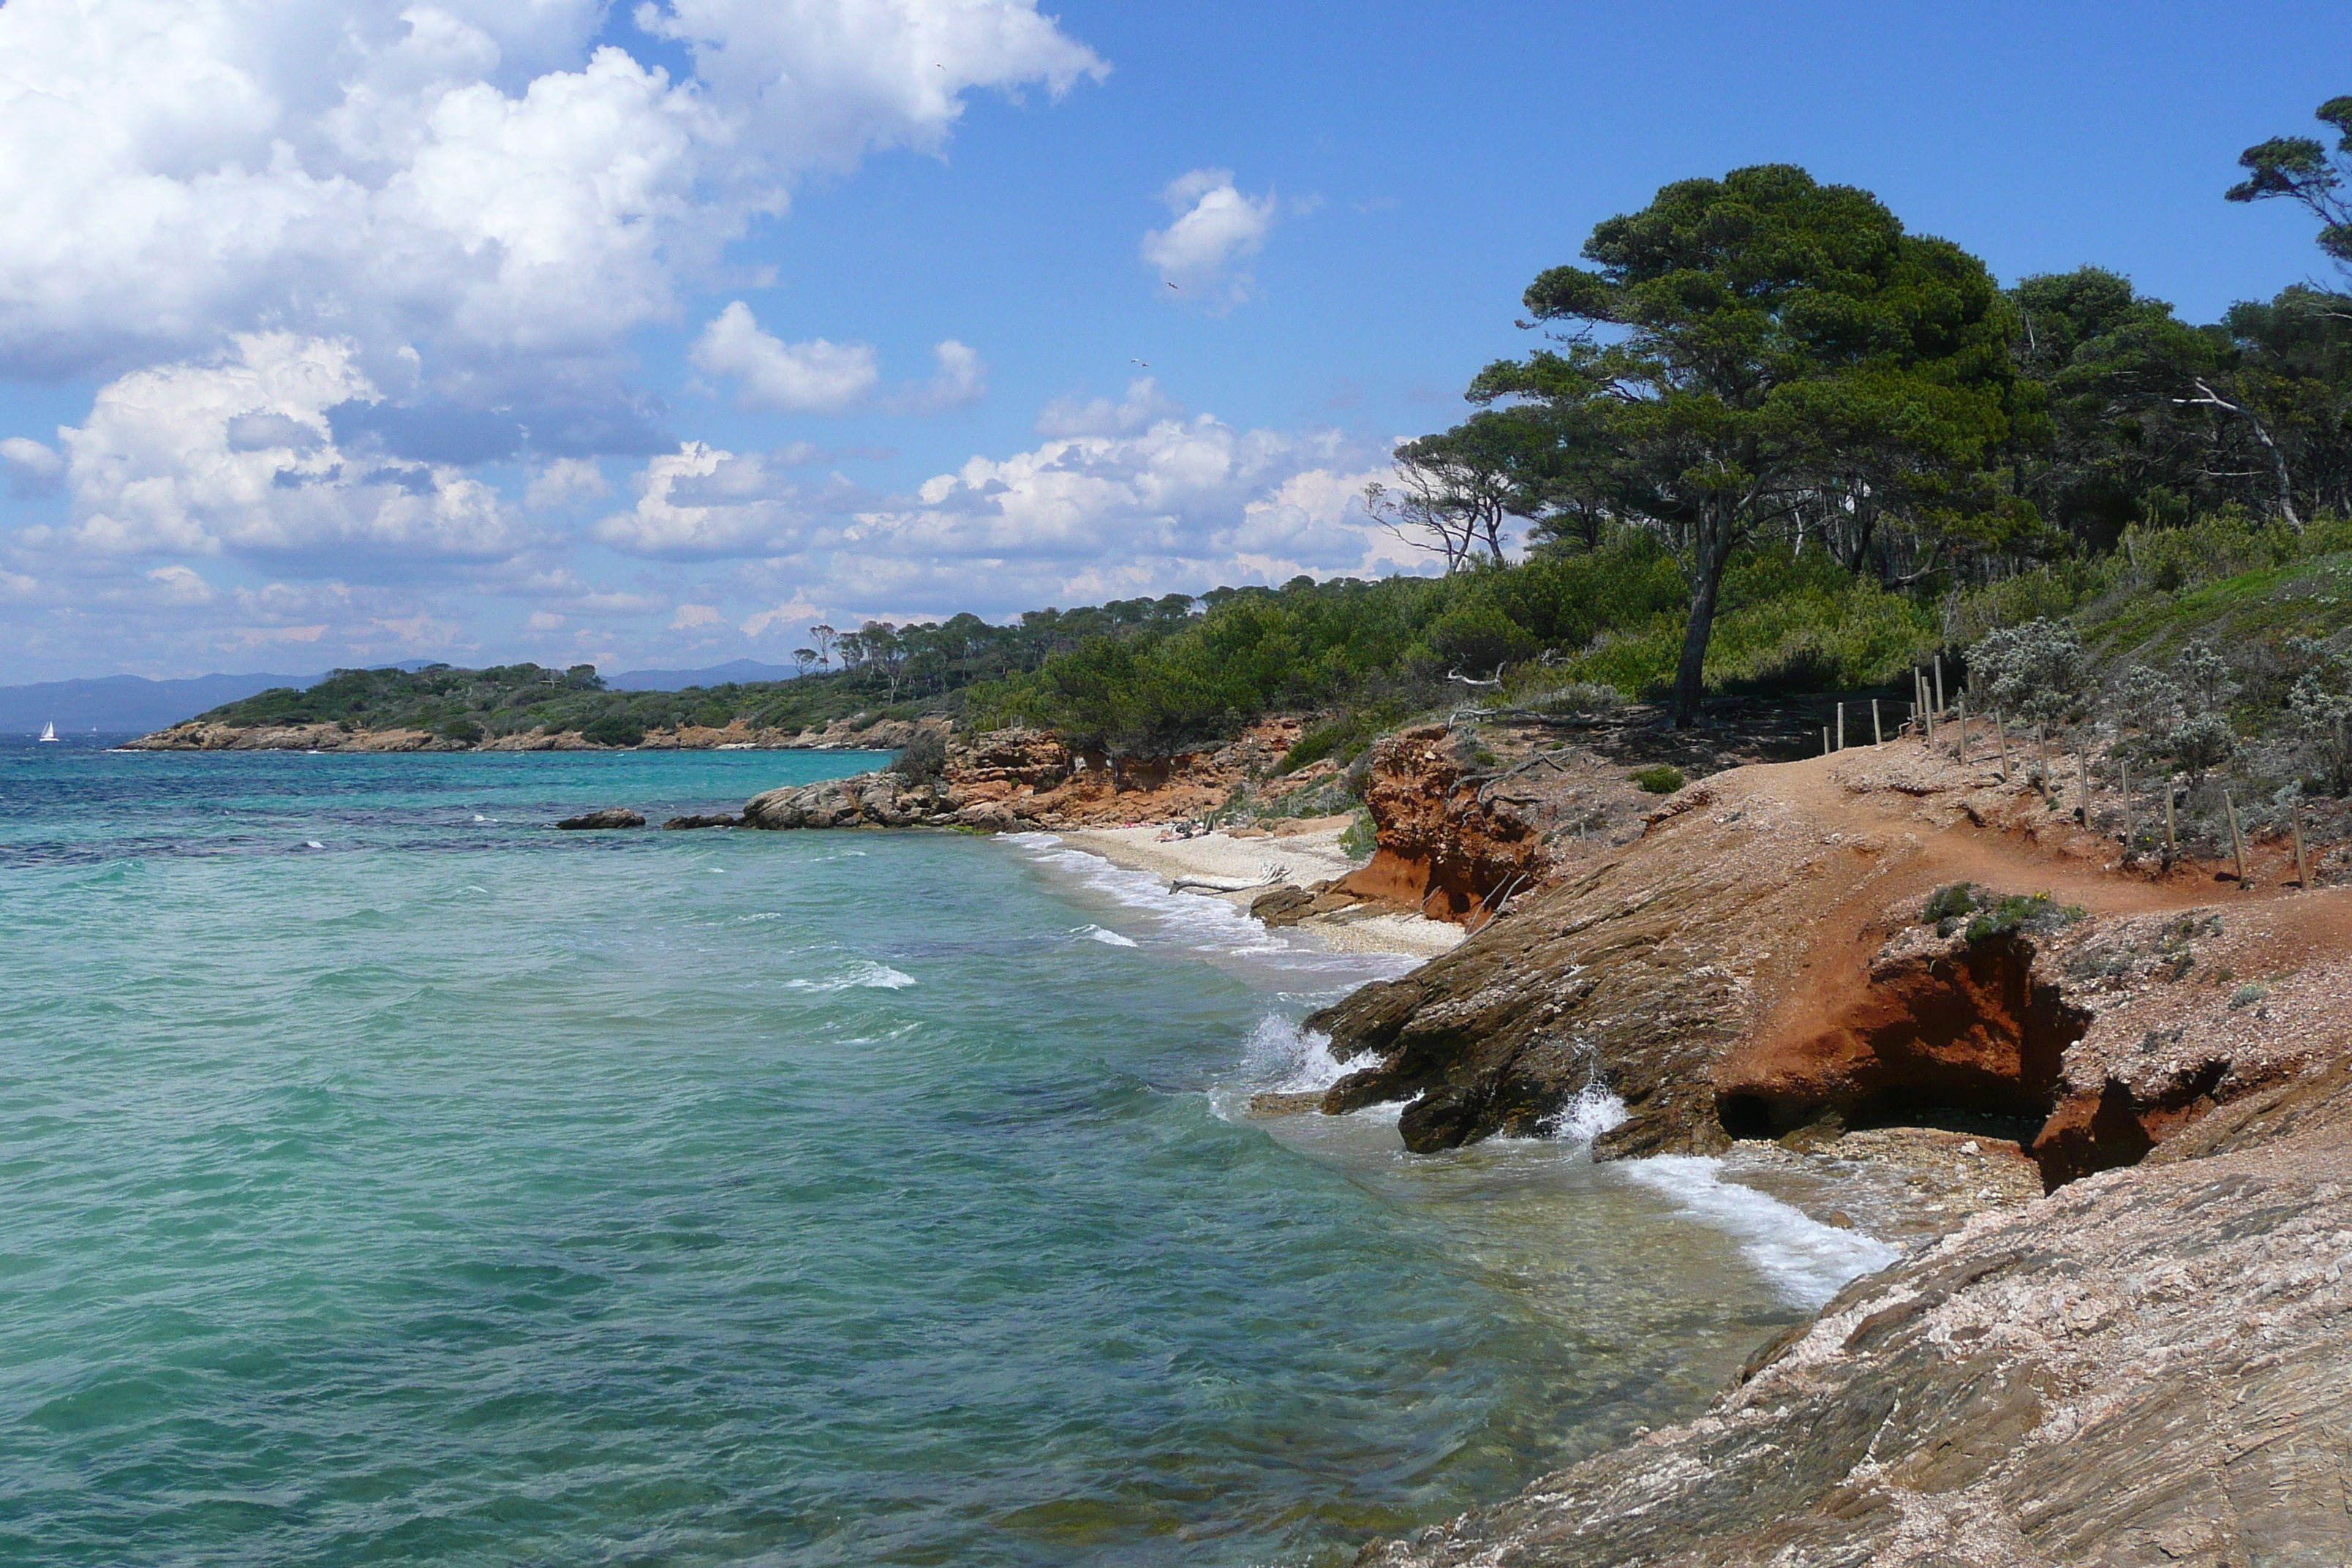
[
  {"x1": 1131, "y1": 358, "x2": 1149, "y2": 367},
  {"x1": 1166, "y1": 281, "x2": 1179, "y2": 290}
]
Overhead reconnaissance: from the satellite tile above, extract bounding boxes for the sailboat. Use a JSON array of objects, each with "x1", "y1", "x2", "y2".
[{"x1": 37, "y1": 721, "x2": 59, "y2": 742}]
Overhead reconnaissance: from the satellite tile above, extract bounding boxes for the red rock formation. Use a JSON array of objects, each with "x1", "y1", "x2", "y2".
[{"x1": 1330, "y1": 725, "x2": 1552, "y2": 925}]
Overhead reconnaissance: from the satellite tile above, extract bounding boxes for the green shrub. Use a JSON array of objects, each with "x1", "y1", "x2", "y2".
[
  {"x1": 1961, "y1": 892, "x2": 2084, "y2": 944},
  {"x1": 582, "y1": 715, "x2": 644, "y2": 747},
  {"x1": 1339, "y1": 811, "x2": 1376, "y2": 859},
  {"x1": 439, "y1": 718, "x2": 483, "y2": 744},
  {"x1": 1922, "y1": 883, "x2": 1978, "y2": 927},
  {"x1": 890, "y1": 731, "x2": 949, "y2": 782},
  {"x1": 1629, "y1": 764, "x2": 1686, "y2": 794}
]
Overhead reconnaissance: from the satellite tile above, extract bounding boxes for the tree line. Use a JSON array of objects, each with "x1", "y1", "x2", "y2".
[{"x1": 1379, "y1": 97, "x2": 2352, "y2": 727}]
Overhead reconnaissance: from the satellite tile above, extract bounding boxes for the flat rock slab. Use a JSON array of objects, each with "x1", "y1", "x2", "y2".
[{"x1": 556, "y1": 808, "x2": 646, "y2": 830}]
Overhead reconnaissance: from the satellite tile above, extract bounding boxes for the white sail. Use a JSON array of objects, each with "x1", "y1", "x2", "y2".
[{"x1": 38, "y1": 721, "x2": 59, "y2": 742}]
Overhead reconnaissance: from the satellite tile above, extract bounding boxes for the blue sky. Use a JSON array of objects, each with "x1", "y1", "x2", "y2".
[{"x1": 1, "y1": 0, "x2": 2345, "y2": 681}]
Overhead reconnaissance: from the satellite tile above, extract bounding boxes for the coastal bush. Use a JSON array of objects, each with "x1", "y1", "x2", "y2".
[
  {"x1": 890, "y1": 731, "x2": 949, "y2": 783},
  {"x1": 1629, "y1": 764, "x2": 1686, "y2": 794},
  {"x1": 582, "y1": 715, "x2": 644, "y2": 747},
  {"x1": 1963, "y1": 892, "x2": 2085, "y2": 944}
]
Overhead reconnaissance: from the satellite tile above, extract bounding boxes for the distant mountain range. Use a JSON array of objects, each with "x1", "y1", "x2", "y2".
[
  {"x1": 604, "y1": 659, "x2": 800, "y2": 690},
  {"x1": 2, "y1": 659, "x2": 799, "y2": 733}
]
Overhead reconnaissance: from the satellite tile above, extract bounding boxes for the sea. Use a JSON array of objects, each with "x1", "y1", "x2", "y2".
[{"x1": 0, "y1": 736, "x2": 1896, "y2": 1567}]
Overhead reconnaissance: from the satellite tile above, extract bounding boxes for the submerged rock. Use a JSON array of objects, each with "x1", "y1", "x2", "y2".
[
  {"x1": 661, "y1": 813, "x2": 741, "y2": 830},
  {"x1": 555, "y1": 807, "x2": 645, "y2": 830}
]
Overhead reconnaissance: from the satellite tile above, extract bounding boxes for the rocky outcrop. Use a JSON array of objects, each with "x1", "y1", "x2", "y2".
[
  {"x1": 124, "y1": 712, "x2": 954, "y2": 753},
  {"x1": 123, "y1": 721, "x2": 472, "y2": 752},
  {"x1": 1327, "y1": 725, "x2": 1553, "y2": 924},
  {"x1": 742, "y1": 771, "x2": 953, "y2": 829},
  {"x1": 1308, "y1": 742, "x2": 2352, "y2": 1164},
  {"x1": 736, "y1": 720, "x2": 1316, "y2": 834},
  {"x1": 555, "y1": 807, "x2": 644, "y2": 829},
  {"x1": 1357, "y1": 1096, "x2": 2352, "y2": 1567},
  {"x1": 661, "y1": 813, "x2": 741, "y2": 830}
]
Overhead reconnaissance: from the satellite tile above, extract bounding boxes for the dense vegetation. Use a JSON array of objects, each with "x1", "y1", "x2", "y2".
[{"x1": 190, "y1": 98, "x2": 2352, "y2": 780}]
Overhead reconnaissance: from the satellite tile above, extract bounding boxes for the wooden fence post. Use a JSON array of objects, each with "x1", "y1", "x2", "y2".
[
  {"x1": 2294, "y1": 803, "x2": 2310, "y2": 888},
  {"x1": 1934, "y1": 653, "x2": 1945, "y2": 718},
  {"x1": 1872, "y1": 698, "x2": 1882, "y2": 745},
  {"x1": 2078, "y1": 745, "x2": 2092, "y2": 826},
  {"x1": 1956, "y1": 697, "x2": 1968, "y2": 764},
  {"x1": 1836, "y1": 701, "x2": 1845, "y2": 752},
  {"x1": 2164, "y1": 783, "x2": 2177, "y2": 858},
  {"x1": 2119, "y1": 754, "x2": 2134, "y2": 859},
  {"x1": 1995, "y1": 708, "x2": 2012, "y2": 783},
  {"x1": 1823, "y1": 725, "x2": 1831, "y2": 755},
  {"x1": 2225, "y1": 789, "x2": 2247, "y2": 886}
]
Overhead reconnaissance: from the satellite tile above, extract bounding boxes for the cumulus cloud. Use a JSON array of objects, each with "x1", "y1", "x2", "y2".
[
  {"x1": 671, "y1": 602, "x2": 724, "y2": 629},
  {"x1": 1036, "y1": 377, "x2": 1182, "y2": 438},
  {"x1": 892, "y1": 339, "x2": 987, "y2": 413},
  {"x1": 30, "y1": 333, "x2": 528, "y2": 563},
  {"x1": 0, "y1": 0, "x2": 1101, "y2": 393},
  {"x1": 592, "y1": 441, "x2": 812, "y2": 559},
  {"x1": 690, "y1": 301, "x2": 881, "y2": 413},
  {"x1": 2, "y1": 435, "x2": 63, "y2": 497},
  {"x1": 524, "y1": 456, "x2": 611, "y2": 510},
  {"x1": 1141, "y1": 168, "x2": 1277, "y2": 307},
  {"x1": 841, "y1": 412, "x2": 1397, "y2": 592}
]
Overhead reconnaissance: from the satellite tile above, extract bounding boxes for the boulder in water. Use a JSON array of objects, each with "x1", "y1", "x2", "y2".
[
  {"x1": 663, "y1": 813, "x2": 740, "y2": 830},
  {"x1": 556, "y1": 807, "x2": 645, "y2": 830}
]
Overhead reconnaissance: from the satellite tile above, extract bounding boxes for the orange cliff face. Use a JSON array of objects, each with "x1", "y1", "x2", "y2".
[{"x1": 1308, "y1": 734, "x2": 2352, "y2": 1177}]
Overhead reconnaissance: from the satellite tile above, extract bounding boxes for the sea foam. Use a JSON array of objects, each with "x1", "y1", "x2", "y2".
[{"x1": 1615, "y1": 1156, "x2": 1900, "y2": 1308}]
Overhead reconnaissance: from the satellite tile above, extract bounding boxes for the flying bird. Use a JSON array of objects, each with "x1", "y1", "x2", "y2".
[
  {"x1": 1131, "y1": 358, "x2": 1148, "y2": 366},
  {"x1": 1166, "y1": 281, "x2": 1179, "y2": 290}
]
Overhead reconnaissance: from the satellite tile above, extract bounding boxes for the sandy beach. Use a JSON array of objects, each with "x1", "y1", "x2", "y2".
[{"x1": 1052, "y1": 820, "x2": 1465, "y2": 960}]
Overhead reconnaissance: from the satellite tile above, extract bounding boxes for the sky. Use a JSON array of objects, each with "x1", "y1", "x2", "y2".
[{"x1": 0, "y1": 0, "x2": 2346, "y2": 682}]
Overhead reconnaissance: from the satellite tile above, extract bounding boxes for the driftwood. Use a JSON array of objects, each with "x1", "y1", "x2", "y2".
[{"x1": 1169, "y1": 864, "x2": 1291, "y2": 895}]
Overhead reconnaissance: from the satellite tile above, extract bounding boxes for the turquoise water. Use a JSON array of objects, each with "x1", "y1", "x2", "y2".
[{"x1": 0, "y1": 739, "x2": 1872, "y2": 1567}]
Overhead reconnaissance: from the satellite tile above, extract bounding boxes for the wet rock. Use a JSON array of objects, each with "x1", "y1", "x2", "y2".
[
  {"x1": 1357, "y1": 1110, "x2": 2352, "y2": 1567},
  {"x1": 1248, "y1": 886, "x2": 1316, "y2": 927},
  {"x1": 556, "y1": 807, "x2": 645, "y2": 830},
  {"x1": 1246, "y1": 1090, "x2": 1325, "y2": 1115},
  {"x1": 661, "y1": 813, "x2": 740, "y2": 830}
]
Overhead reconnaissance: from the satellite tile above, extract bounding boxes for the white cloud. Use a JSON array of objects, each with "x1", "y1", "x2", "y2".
[
  {"x1": 28, "y1": 332, "x2": 527, "y2": 562},
  {"x1": 0, "y1": 0, "x2": 1101, "y2": 391},
  {"x1": 893, "y1": 338, "x2": 987, "y2": 413},
  {"x1": 836, "y1": 412, "x2": 1401, "y2": 605},
  {"x1": 671, "y1": 602, "x2": 724, "y2": 629},
  {"x1": 1141, "y1": 168, "x2": 1276, "y2": 307},
  {"x1": 593, "y1": 440, "x2": 810, "y2": 558},
  {"x1": 1036, "y1": 376, "x2": 1181, "y2": 437},
  {"x1": 2, "y1": 435, "x2": 63, "y2": 497},
  {"x1": 146, "y1": 564, "x2": 216, "y2": 604},
  {"x1": 524, "y1": 456, "x2": 610, "y2": 510},
  {"x1": 690, "y1": 301, "x2": 881, "y2": 413},
  {"x1": 742, "y1": 595, "x2": 823, "y2": 638},
  {"x1": 525, "y1": 608, "x2": 566, "y2": 632}
]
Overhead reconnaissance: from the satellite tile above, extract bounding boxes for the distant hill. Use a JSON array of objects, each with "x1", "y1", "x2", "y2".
[
  {"x1": 607, "y1": 659, "x2": 799, "y2": 691},
  {"x1": 0, "y1": 660, "x2": 462, "y2": 734},
  {"x1": 0, "y1": 671, "x2": 320, "y2": 734}
]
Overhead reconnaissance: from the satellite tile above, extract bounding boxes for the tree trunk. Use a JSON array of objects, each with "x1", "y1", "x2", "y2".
[{"x1": 1672, "y1": 524, "x2": 1731, "y2": 728}]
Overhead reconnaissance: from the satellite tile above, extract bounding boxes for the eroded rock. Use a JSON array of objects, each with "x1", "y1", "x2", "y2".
[{"x1": 555, "y1": 807, "x2": 644, "y2": 830}]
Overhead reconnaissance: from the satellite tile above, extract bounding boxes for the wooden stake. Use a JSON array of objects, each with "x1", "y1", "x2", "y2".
[
  {"x1": 1934, "y1": 652, "x2": 1945, "y2": 718},
  {"x1": 1836, "y1": 702, "x2": 1845, "y2": 751},
  {"x1": 1956, "y1": 697, "x2": 1967, "y2": 764},
  {"x1": 2225, "y1": 788, "x2": 2247, "y2": 886},
  {"x1": 1995, "y1": 708, "x2": 2012, "y2": 782},
  {"x1": 2119, "y1": 754, "x2": 2133, "y2": 858},
  {"x1": 1823, "y1": 725, "x2": 1831, "y2": 755},
  {"x1": 1872, "y1": 698, "x2": 1882, "y2": 745},
  {"x1": 2164, "y1": 783, "x2": 2177, "y2": 858},
  {"x1": 2078, "y1": 745, "x2": 2092, "y2": 826},
  {"x1": 2294, "y1": 804, "x2": 2310, "y2": 888}
]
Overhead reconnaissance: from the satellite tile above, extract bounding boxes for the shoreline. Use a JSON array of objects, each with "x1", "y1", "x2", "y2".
[{"x1": 1043, "y1": 821, "x2": 1468, "y2": 961}]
